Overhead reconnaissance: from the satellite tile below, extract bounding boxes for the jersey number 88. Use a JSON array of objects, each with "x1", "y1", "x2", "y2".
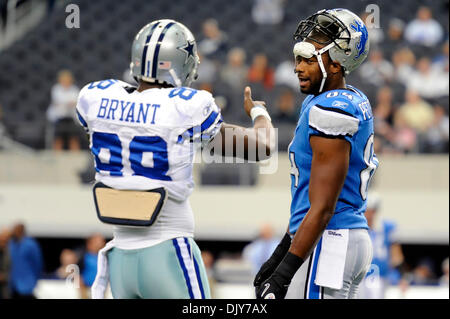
[{"x1": 91, "y1": 132, "x2": 171, "y2": 181}]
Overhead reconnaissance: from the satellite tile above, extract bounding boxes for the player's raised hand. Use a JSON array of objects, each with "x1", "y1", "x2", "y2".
[{"x1": 244, "y1": 86, "x2": 266, "y2": 117}]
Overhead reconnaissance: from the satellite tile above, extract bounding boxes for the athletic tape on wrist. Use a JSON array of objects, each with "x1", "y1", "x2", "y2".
[{"x1": 251, "y1": 105, "x2": 271, "y2": 122}]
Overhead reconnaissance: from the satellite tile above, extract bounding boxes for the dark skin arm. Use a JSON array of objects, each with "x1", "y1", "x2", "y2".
[
  {"x1": 208, "y1": 86, "x2": 275, "y2": 161},
  {"x1": 289, "y1": 135, "x2": 350, "y2": 259}
]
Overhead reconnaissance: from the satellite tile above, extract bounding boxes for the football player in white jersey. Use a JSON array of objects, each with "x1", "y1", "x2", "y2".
[{"x1": 75, "y1": 19, "x2": 274, "y2": 299}]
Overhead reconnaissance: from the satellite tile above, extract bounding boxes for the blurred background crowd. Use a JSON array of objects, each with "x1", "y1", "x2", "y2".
[
  {"x1": 0, "y1": 0, "x2": 448, "y2": 299},
  {"x1": 0, "y1": 222, "x2": 106, "y2": 299},
  {"x1": 0, "y1": 0, "x2": 448, "y2": 154}
]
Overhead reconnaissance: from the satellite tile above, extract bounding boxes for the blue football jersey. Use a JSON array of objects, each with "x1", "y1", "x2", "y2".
[
  {"x1": 369, "y1": 220, "x2": 396, "y2": 278},
  {"x1": 288, "y1": 85, "x2": 379, "y2": 234}
]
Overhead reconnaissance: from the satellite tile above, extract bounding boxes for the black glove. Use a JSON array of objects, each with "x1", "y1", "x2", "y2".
[
  {"x1": 256, "y1": 252, "x2": 304, "y2": 299},
  {"x1": 253, "y1": 232, "x2": 292, "y2": 288}
]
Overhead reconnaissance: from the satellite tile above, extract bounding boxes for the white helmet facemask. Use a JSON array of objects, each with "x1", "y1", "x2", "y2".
[{"x1": 293, "y1": 41, "x2": 336, "y2": 93}]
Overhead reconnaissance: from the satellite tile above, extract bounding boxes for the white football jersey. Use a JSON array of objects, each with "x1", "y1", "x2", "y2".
[{"x1": 76, "y1": 79, "x2": 223, "y2": 248}]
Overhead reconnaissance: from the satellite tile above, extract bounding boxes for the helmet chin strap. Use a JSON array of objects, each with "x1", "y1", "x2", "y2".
[
  {"x1": 293, "y1": 41, "x2": 335, "y2": 93},
  {"x1": 169, "y1": 68, "x2": 182, "y2": 87},
  {"x1": 314, "y1": 42, "x2": 335, "y2": 93}
]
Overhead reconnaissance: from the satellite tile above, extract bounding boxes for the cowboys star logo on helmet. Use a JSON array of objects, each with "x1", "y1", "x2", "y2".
[{"x1": 178, "y1": 40, "x2": 196, "y2": 64}]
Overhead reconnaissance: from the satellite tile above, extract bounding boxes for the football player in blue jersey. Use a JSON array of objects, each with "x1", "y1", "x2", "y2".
[
  {"x1": 255, "y1": 8, "x2": 379, "y2": 299},
  {"x1": 359, "y1": 193, "x2": 404, "y2": 299}
]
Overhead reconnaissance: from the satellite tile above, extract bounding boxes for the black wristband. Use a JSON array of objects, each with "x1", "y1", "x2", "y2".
[
  {"x1": 272, "y1": 233, "x2": 292, "y2": 261},
  {"x1": 274, "y1": 252, "x2": 304, "y2": 282}
]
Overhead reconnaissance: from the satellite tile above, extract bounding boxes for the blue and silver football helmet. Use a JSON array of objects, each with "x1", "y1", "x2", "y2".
[
  {"x1": 293, "y1": 9, "x2": 370, "y2": 92},
  {"x1": 130, "y1": 19, "x2": 200, "y2": 87}
]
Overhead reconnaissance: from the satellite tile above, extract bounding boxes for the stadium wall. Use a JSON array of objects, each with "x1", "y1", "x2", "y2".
[{"x1": 0, "y1": 151, "x2": 448, "y2": 244}]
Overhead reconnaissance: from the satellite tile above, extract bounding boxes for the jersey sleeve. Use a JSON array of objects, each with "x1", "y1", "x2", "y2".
[
  {"x1": 75, "y1": 84, "x2": 91, "y2": 132},
  {"x1": 176, "y1": 89, "x2": 223, "y2": 146},
  {"x1": 307, "y1": 95, "x2": 360, "y2": 143}
]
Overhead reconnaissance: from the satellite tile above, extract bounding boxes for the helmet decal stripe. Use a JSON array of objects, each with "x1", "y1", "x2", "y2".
[
  {"x1": 151, "y1": 22, "x2": 175, "y2": 79},
  {"x1": 145, "y1": 20, "x2": 172, "y2": 78},
  {"x1": 141, "y1": 22, "x2": 160, "y2": 76}
]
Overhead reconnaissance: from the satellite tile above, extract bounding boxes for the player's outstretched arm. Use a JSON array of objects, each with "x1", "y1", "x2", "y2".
[
  {"x1": 209, "y1": 86, "x2": 275, "y2": 161},
  {"x1": 256, "y1": 136, "x2": 350, "y2": 299}
]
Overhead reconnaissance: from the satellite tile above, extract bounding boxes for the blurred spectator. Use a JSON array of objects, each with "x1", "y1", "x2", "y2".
[
  {"x1": 358, "y1": 49, "x2": 394, "y2": 86},
  {"x1": 408, "y1": 258, "x2": 438, "y2": 285},
  {"x1": 247, "y1": 53, "x2": 275, "y2": 91},
  {"x1": 242, "y1": 223, "x2": 280, "y2": 276},
  {"x1": 274, "y1": 59, "x2": 298, "y2": 91},
  {"x1": 0, "y1": 228, "x2": 11, "y2": 299},
  {"x1": 432, "y1": 41, "x2": 449, "y2": 70},
  {"x1": 406, "y1": 57, "x2": 449, "y2": 100},
  {"x1": 373, "y1": 87, "x2": 397, "y2": 153},
  {"x1": 383, "y1": 18, "x2": 407, "y2": 59},
  {"x1": 52, "y1": 248, "x2": 80, "y2": 280},
  {"x1": 397, "y1": 90, "x2": 434, "y2": 134},
  {"x1": 404, "y1": 6, "x2": 444, "y2": 47},
  {"x1": 272, "y1": 86, "x2": 298, "y2": 125},
  {"x1": 46, "y1": 70, "x2": 81, "y2": 151},
  {"x1": 79, "y1": 233, "x2": 105, "y2": 299},
  {"x1": 198, "y1": 18, "x2": 228, "y2": 61},
  {"x1": 272, "y1": 86, "x2": 298, "y2": 151},
  {"x1": 220, "y1": 47, "x2": 248, "y2": 93},
  {"x1": 8, "y1": 223, "x2": 43, "y2": 299},
  {"x1": 251, "y1": 0, "x2": 285, "y2": 25},
  {"x1": 423, "y1": 105, "x2": 449, "y2": 153},
  {"x1": 359, "y1": 194, "x2": 404, "y2": 299},
  {"x1": 197, "y1": 52, "x2": 218, "y2": 86},
  {"x1": 201, "y1": 251, "x2": 217, "y2": 298},
  {"x1": 392, "y1": 111, "x2": 417, "y2": 153},
  {"x1": 439, "y1": 258, "x2": 449, "y2": 287},
  {"x1": 392, "y1": 47, "x2": 416, "y2": 85}
]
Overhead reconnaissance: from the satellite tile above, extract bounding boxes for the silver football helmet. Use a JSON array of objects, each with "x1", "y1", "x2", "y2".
[
  {"x1": 293, "y1": 9, "x2": 370, "y2": 92},
  {"x1": 130, "y1": 19, "x2": 200, "y2": 87}
]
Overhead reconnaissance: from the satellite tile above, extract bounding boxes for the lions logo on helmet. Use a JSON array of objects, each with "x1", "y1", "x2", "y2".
[
  {"x1": 349, "y1": 19, "x2": 369, "y2": 60},
  {"x1": 130, "y1": 19, "x2": 200, "y2": 87}
]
